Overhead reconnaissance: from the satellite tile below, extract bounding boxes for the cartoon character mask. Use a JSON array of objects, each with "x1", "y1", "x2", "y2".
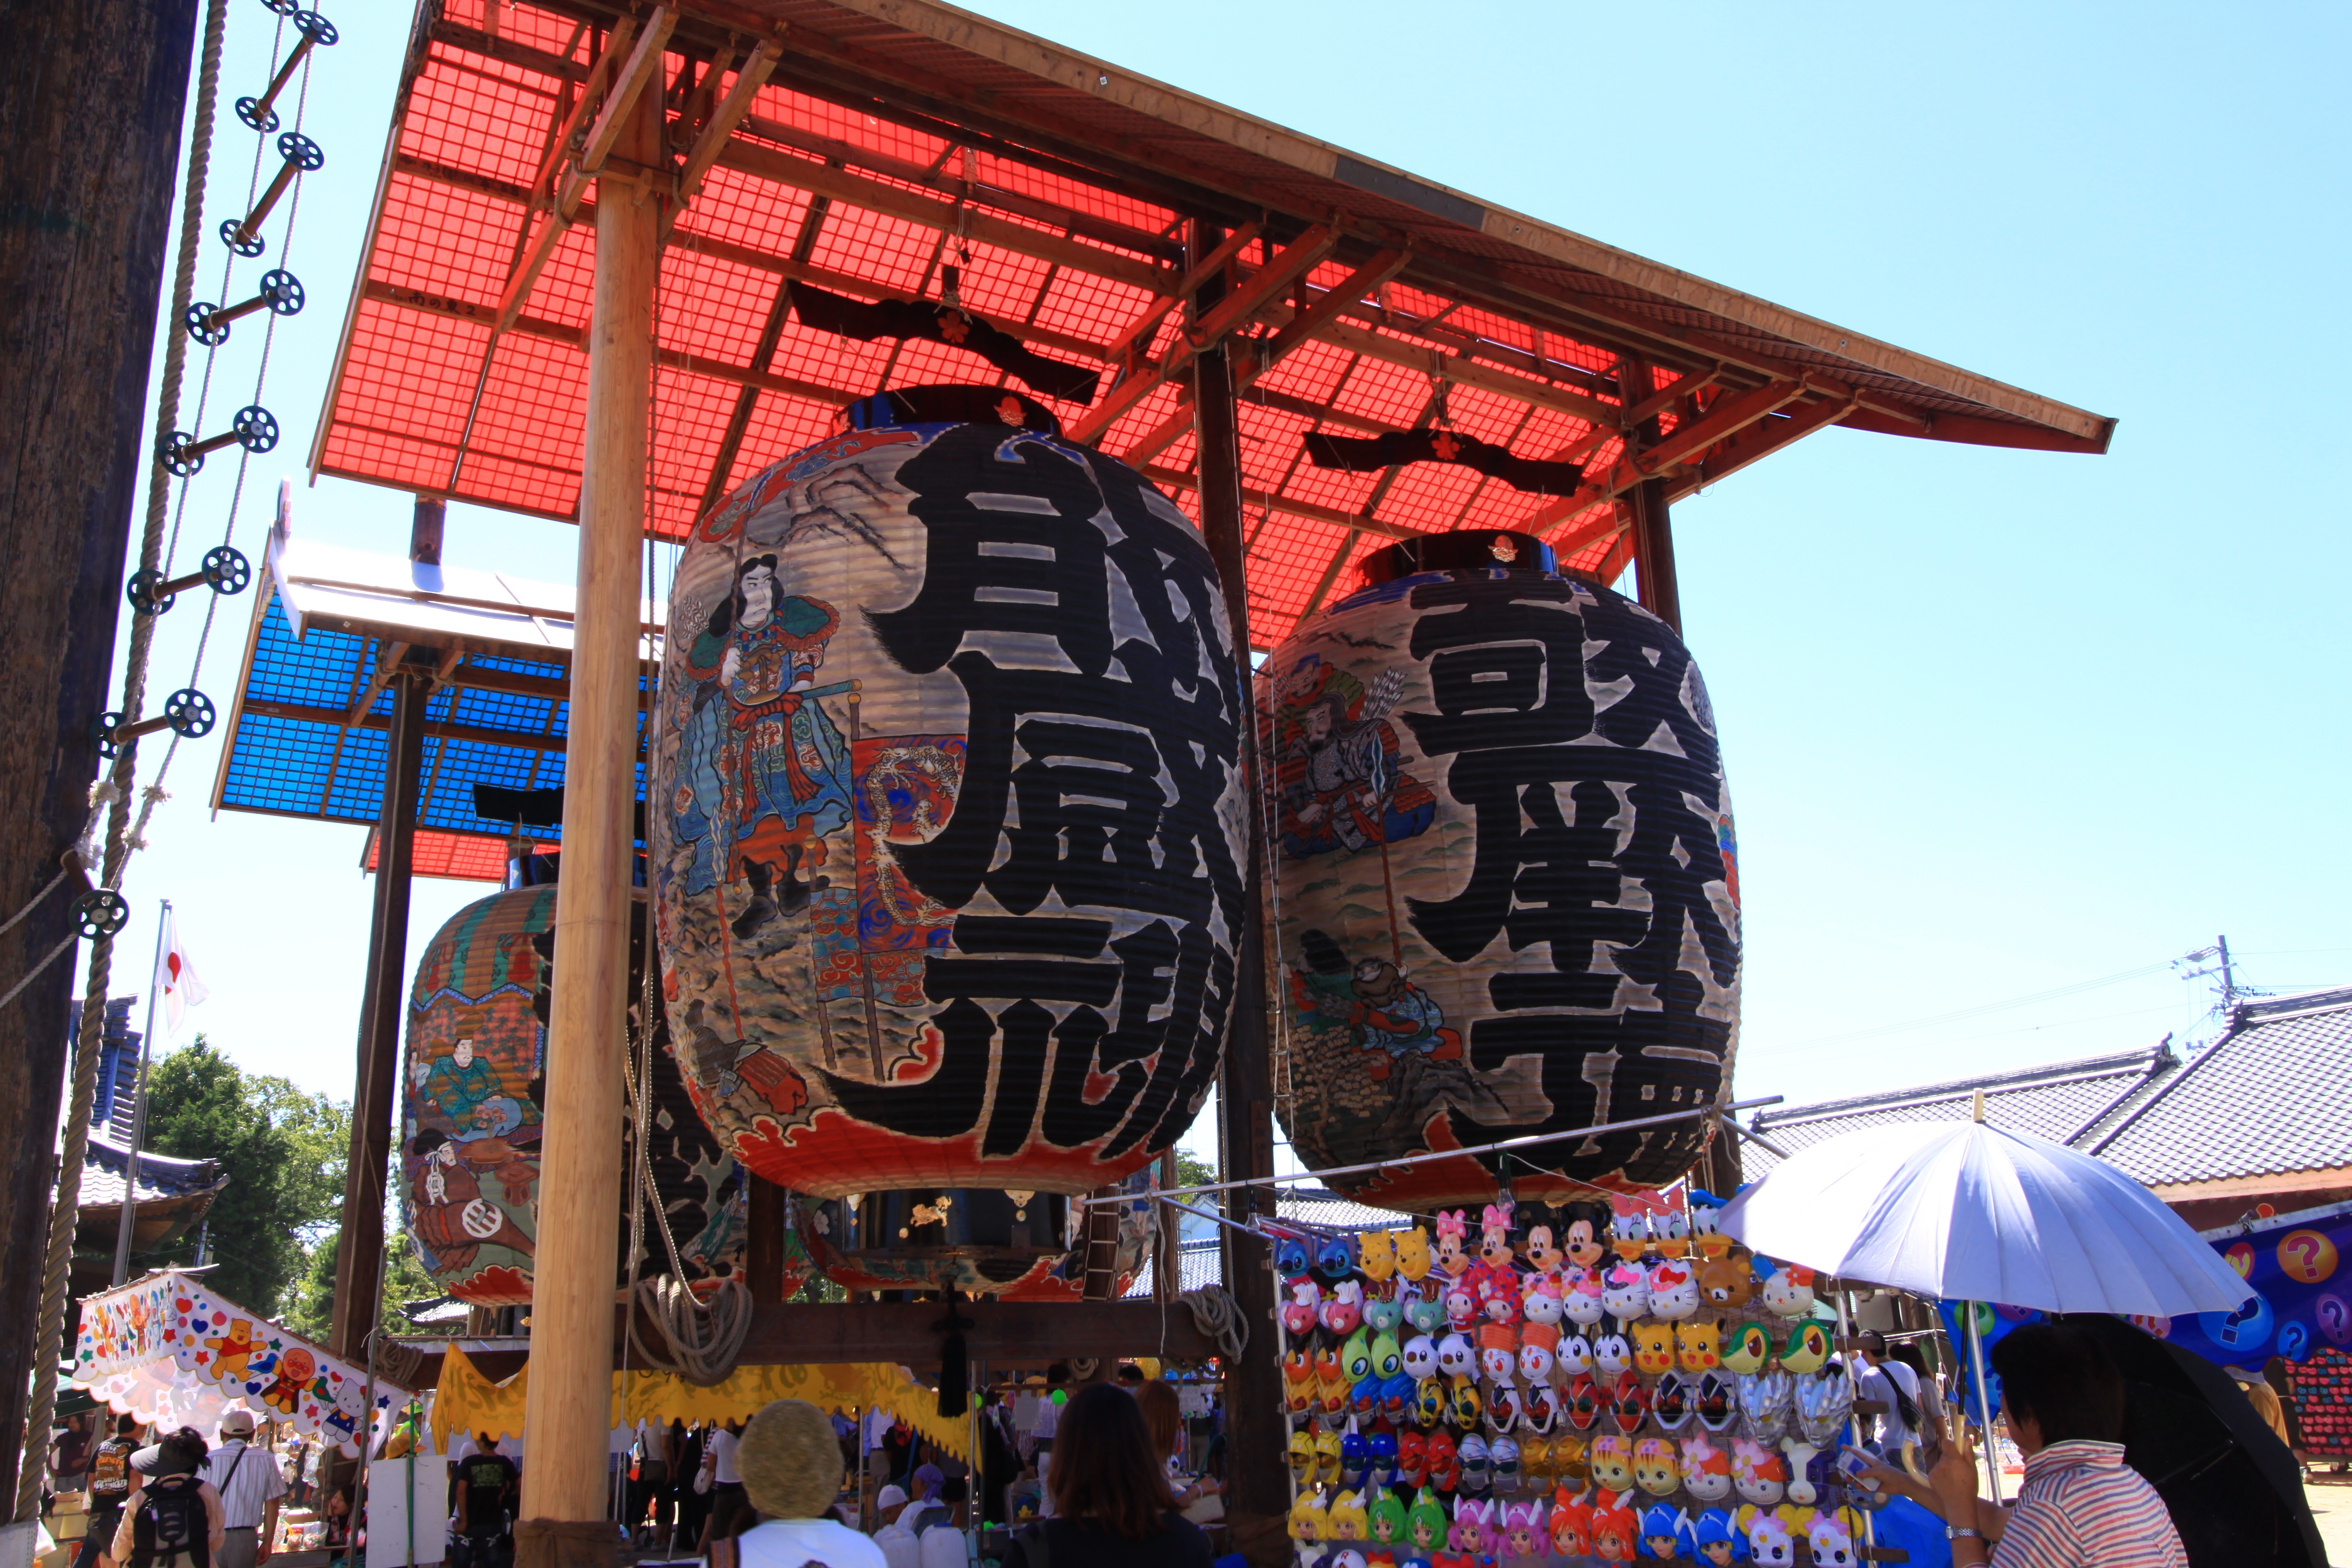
[
  {"x1": 1370, "y1": 1329, "x2": 1404, "y2": 1381},
  {"x1": 1316, "y1": 1233, "x2": 1357, "y2": 1283},
  {"x1": 1363, "y1": 1291, "x2": 1405, "y2": 1335},
  {"x1": 1760, "y1": 1263, "x2": 1815, "y2": 1319},
  {"x1": 1549, "y1": 1493, "x2": 1594, "y2": 1556},
  {"x1": 1609, "y1": 1369, "x2": 1650, "y2": 1435},
  {"x1": 1688, "y1": 1190, "x2": 1731, "y2": 1260},
  {"x1": 1402, "y1": 1285, "x2": 1446, "y2": 1338},
  {"x1": 1393, "y1": 1226, "x2": 1432, "y2": 1282},
  {"x1": 1633, "y1": 1319, "x2": 1677, "y2": 1373},
  {"x1": 1806, "y1": 1508, "x2": 1860, "y2": 1568},
  {"x1": 1642, "y1": 1502, "x2": 1694, "y2": 1561},
  {"x1": 1522, "y1": 1274, "x2": 1565, "y2": 1328},
  {"x1": 1646, "y1": 1258, "x2": 1700, "y2": 1321},
  {"x1": 1695, "y1": 1251, "x2": 1756, "y2": 1310},
  {"x1": 1558, "y1": 1330, "x2": 1595, "y2": 1376},
  {"x1": 1281, "y1": 1281, "x2": 1320, "y2": 1338},
  {"x1": 1779, "y1": 1323, "x2": 1830, "y2": 1377},
  {"x1": 1320, "y1": 1279, "x2": 1365, "y2": 1337},
  {"x1": 1434, "y1": 1210, "x2": 1472, "y2": 1277},
  {"x1": 1326, "y1": 1488, "x2": 1367, "y2": 1542},
  {"x1": 1563, "y1": 1373, "x2": 1602, "y2": 1432},
  {"x1": 1694, "y1": 1371, "x2": 1738, "y2": 1432},
  {"x1": 1632, "y1": 1437, "x2": 1680, "y2": 1497},
  {"x1": 1589, "y1": 1433, "x2": 1636, "y2": 1493},
  {"x1": 1594, "y1": 1326, "x2": 1635, "y2": 1378},
  {"x1": 1652, "y1": 1370, "x2": 1693, "y2": 1431},
  {"x1": 1781, "y1": 1436, "x2": 1822, "y2": 1506},
  {"x1": 1720, "y1": 1322, "x2": 1774, "y2": 1375},
  {"x1": 1357, "y1": 1228, "x2": 1397, "y2": 1282},
  {"x1": 1524, "y1": 1224, "x2": 1566, "y2": 1274},
  {"x1": 1691, "y1": 1506, "x2": 1745, "y2": 1566},
  {"x1": 1730, "y1": 1437, "x2": 1785, "y2": 1507},
  {"x1": 1435, "y1": 1332, "x2": 1476, "y2": 1379},
  {"x1": 1287, "y1": 1489, "x2": 1326, "y2": 1543},
  {"x1": 1313, "y1": 1428, "x2": 1343, "y2": 1485},
  {"x1": 1610, "y1": 1211, "x2": 1650, "y2": 1262},
  {"x1": 1680, "y1": 1433, "x2": 1733, "y2": 1502},
  {"x1": 1592, "y1": 1499, "x2": 1641, "y2": 1562},
  {"x1": 1283, "y1": 1348, "x2": 1317, "y2": 1413},
  {"x1": 1275, "y1": 1235, "x2": 1312, "y2": 1279},
  {"x1": 1395, "y1": 1429, "x2": 1428, "y2": 1488},
  {"x1": 1367, "y1": 1489, "x2": 1408, "y2": 1547},
  {"x1": 1677, "y1": 1319, "x2": 1723, "y2": 1372},
  {"x1": 1562, "y1": 1265, "x2": 1608, "y2": 1328},
  {"x1": 1401, "y1": 1333, "x2": 1439, "y2": 1380},
  {"x1": 1479, "y1": 1341, "x2": 1517, "y2": 1387},
  {"x1": 1560, "y1": 1205, "x2": 1610, "y2": 1270},
  {"x1": 1518, "y1": 1338, "x2": 1555, "y2": 1385},
  {"x1": 1287, "y1": 1427, "x2": 1316, "y2": 1480},
  {"x1": 1746, "y1": 1509, "x2": 1798, "y2": 1568},
  {"x1": 1601, "y1": 1262, "x2": 1650, "y2": 1319},
  {"x1": 1407, "y1": 1489, "x2": 1448, "y2": 1552}
]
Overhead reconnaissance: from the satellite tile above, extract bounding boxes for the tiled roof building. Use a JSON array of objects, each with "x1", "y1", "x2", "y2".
[{"x1": 1744, "y1": 985, "x2": 2352, "y2": 1228}]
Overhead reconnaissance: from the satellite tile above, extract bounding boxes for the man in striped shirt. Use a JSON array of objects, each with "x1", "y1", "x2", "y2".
[
  {"x1": 1908, "y1": 1321, "x2": 2187, "y2": 1568},
  {"x1": 200, "y1": 1411, "x2": 286, "y2": 1568}
]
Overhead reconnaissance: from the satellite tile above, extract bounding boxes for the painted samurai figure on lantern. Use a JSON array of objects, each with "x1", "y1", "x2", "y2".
[
  {"x1": 1269, "y1": 656, "x2": 1435, "y2": 857},
  {"x1": 650, "y1": 386, "x2": 1249, "y2": 1293},
  {"x1": 671, "y1": 552, "x2": 855, "y2": 930}
]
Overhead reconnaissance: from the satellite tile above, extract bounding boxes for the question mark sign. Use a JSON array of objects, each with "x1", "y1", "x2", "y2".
[
  {"x1": 2319, "y1": 1294, "x2": 2352, "y2": 1347},
  {"x1": 2278, "y1": 1229, "x2": 2339, "y2": 1284}
]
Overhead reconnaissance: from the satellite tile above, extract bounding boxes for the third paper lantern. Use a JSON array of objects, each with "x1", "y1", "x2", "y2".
[{"x1": 1264, "y1": 529, "x2": 1741, "y2": 1208}]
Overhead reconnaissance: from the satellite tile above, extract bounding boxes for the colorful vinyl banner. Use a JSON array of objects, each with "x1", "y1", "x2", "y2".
[
  {"x1": 73, "y1": 1271, "x2": 409, "y2": 1455},
  {"x1": 1939, "y1": 1201, "x2": 2352, "y2": 1404}
]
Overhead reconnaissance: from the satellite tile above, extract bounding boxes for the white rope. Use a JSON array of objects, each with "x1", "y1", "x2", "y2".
[{"x1": 1176, "y1": 1286, "x2": 1247, "y2": 1365}]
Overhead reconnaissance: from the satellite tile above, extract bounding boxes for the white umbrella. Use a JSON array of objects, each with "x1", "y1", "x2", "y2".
[
  {"x1": 1719, "y1": 1108, "x2": 2251, "y2": 1504},
  {"x1": 1718, "y1": 1114, "x2": 2249, "y2": 1317}
]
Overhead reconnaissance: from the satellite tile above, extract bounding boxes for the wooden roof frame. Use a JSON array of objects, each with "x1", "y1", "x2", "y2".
[{"x1": 313, "y1": 0, "x2": 2109, "y2": 644}]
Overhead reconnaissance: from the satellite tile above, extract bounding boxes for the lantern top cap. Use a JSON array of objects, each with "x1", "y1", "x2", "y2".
[
  {"x1": 1358, "y1": 530, "x2": 1564, "y2": 587},
  {"x1": 844, "y1": 385, "x2": 1063, "y2": 437}
]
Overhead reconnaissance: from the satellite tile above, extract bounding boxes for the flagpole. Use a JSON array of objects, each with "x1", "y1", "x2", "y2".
[{"x1": 111, "y1": 899, "x2": 170, "y2": 1288}]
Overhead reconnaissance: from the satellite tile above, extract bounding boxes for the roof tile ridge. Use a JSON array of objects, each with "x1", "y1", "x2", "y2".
[{"x1": 1756, "y1": 1046, "x2": 2165, "y2": 1126}]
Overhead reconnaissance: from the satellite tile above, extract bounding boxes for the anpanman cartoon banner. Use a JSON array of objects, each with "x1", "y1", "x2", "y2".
[{"x1": 73, "y1": 1271, "x2": 410, "y2": 1455}]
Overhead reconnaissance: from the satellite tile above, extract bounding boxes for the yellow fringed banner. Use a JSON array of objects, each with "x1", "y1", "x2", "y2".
[{"x1": 428, "y1": 1347, "x2": 972, "y2": 1462}]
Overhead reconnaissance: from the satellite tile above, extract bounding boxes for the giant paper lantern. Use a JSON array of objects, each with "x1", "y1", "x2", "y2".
[
  {"x1": 1264, "y1": 530, "x2": 1741, "y2": 1208},
  {"x1": 399, "y1": 880, "x2": 747, "y2": 1304},
  {"x1": 649, "y1": 385, "x2": 1248, "y2": 1293}
]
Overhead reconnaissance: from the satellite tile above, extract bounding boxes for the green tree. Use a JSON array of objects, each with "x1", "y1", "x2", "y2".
[
  {"x1": 284, "y1": 1224, "x2": 441, "y2": 1343},
  {"x1": 1175, "y1": 1151, "x2": 1217, "y2": 1191},
  {"x1": 138, "y1": 1037, "x2": 347, "y2": 1318}
]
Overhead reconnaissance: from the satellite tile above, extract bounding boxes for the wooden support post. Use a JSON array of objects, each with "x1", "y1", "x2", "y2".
[
  {"x1": 516, "y1": 83, "x2": 655, "y2": 1556},
  {"x1": 1187, "y1": 218, "x2": 1285, "y2": 1537},
  {"x1": 329, "y1": 671, "x2": 428, "y2": 1361},
  {"x1": 745, "y1": 1174, "x2": 785, "y2": 1308},
  {"x1": 0, "y1": 0, "x2": 200, "y2": 1508},
  {"x1": 1614, "y1": 353, "x2": 1682, "y2": 632}
]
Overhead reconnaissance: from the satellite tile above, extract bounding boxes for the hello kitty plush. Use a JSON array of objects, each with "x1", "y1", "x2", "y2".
[
  {"x1": 1601, "y1": 1261, "x2": 1651, "y2": 1320},
  {"x1": 1563, "y1": 1266, "x2": 1608, "y2": 1327},
  {"x1": 1646, "y1": 1258, "x2": 1700, "y2": 1321},
  {"x1": 1523, "y1": 1272, "x2": 1565, "y2": 1330},
  {"x1": 1680, "y1": 1433, "x2": 1733, "y2": 1503}
]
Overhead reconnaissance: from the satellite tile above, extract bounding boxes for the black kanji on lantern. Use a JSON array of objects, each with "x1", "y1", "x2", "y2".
[
  {"x1": 1398, "y1": 573, "x2": 1737, "y2": 1174},
  {"x1": 820, "y1": 424, "x2": 1245, "y2": 1163}
]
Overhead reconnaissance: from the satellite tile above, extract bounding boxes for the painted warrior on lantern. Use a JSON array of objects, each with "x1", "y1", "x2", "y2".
[
  {"x1": 672, "y1": 552, "x2": 855, "y2": 928},
  {"x1": 1270, "y1": 654, "x2": 1434, "y2": 857}
]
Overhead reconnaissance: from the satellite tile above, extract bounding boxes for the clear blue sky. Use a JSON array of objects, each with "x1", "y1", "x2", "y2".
[{"x1": 86, "y1": 1, "x2": 2350, "y2": 1170}]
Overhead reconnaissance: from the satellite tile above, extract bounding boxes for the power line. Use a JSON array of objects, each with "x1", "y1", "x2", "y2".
[{"x1": 1764, "y1": 959, "x2": 2176, "y2": 1054}]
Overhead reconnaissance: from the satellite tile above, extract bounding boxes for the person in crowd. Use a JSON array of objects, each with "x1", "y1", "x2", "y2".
[
  {"x1": 674, "y1": 1423, "x2": 712, "y2": 1552},
  {"x1": 1849, "y1": 1320, "x2": 2187, "y2": 1567},
  {"x1": 319, "y1": 1488, "x2": 351, "y2": 1565},
  {"x1": 726, "y1": 1400, "x2": 884, "y2": 1568},
  {"x1": 1029, "y1": 1368, "x2": 1068, "y2": 1464},
  {"x1": 111, "y1": 1429, "x2": 223, "y2": 1568},
  {"x1": 1134, "y1": 1380, "x2": 1220, "y2": 1515},
  {"x1": 200, "y1": 1412, "x2": 283, "y2": 1568},
  {"x1": 79, "y1": 1413, "x2": 143, "y2": 1568},
  {"x1": 2242, "y1": 1379, "x2": 2294, "y2": 1448},
  {"x1": 455, "y1": 1433, "x2": 520, "y2": 1568},
  {"x1": 900, "y1": 1467, "x2": 946, "y2": 1536},
  {"x1": 1854, "y1": 1330, "x2": 1926, "y2": 1460},
  {"x1": 632, "y1": 1418, "x2": 675, "y2": 1550},
  {"x1": 1003, "y1": 1383, "x2": 1212, "y2": 1568},
  {"x1": 1003, "y1": 1462, "x2": 1044, "y2": 1525},
  {"x1": 700, "y1": 1420, "x2": 747, "y2": 1553},
  {"x1": 867, "y1": 1484, "x2": 918, "y2": 1568}
]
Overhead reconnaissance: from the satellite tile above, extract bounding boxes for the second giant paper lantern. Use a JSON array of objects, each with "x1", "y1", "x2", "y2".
[{"x1": 1264, "y1": 530, "x2": 1742, "y2": 1208}]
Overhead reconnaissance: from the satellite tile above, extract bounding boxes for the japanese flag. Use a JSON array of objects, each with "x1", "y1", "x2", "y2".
[{"x1": 154, "y1": 908, "x2": 209, "y2": 1039}]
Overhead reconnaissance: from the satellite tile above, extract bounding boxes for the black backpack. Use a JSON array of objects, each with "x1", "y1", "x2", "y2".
[{"x1": 130, "y1": 1475, "x2": 208, "y2": 1568}]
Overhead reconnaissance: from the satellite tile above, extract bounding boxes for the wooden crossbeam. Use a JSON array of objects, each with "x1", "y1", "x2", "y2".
[
  {"x1": 251, "y1": 697, "x2": 582, "y2": 756},
  {"x1": 1142, "y1": 464, "x2": 1416, "y2": 541},
  {"x1": 1527, "y1": 378, "x2": 1809, "y2": 539},
  {"x1": 342, "y1": 640, "x2": 410, "y2": 730},
  {"x1": 673, "y1": 37, "x2": 784, "y2": 207},
  {"x1": 715, "y1": 137, "x2": 1171, "y2": 293},
  {"x1": 1669, "y1": 391, "x2": 1860, "y2": 496},
  {"x1": 1099, "y1": 221, "x2": 1260, "y2": 366},
  {"x1": 1066, "y1": 225, "x2": 1334, "y2": 445},
  {"x1": 1254, "y1": 247, "x2": 1409, "y2": 370}
]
